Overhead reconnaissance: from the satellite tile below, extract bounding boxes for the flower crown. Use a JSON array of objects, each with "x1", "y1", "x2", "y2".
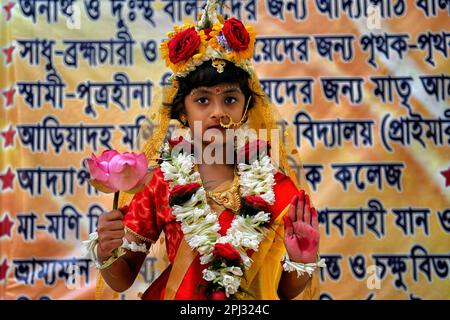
[{"x1": 160, "y1": 0, "x2": 256, "y2": 78}]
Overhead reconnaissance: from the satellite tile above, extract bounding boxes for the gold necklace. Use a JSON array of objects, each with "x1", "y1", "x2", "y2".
[{"x1": 206, "y1": 174, "x2": 241, "y2": 213}]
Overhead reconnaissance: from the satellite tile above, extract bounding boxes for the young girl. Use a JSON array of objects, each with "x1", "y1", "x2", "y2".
[{"x1": 90, "y1": 1, "x2": 324, "y2": 300}]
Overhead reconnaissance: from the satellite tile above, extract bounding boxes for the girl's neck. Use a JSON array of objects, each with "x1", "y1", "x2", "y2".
[
  {"x1": 197, "y1": 163, "x2": 235, "y2": 192},
  {"x1": 192, "y1": 139, "x2": 237, "y2": 191}
]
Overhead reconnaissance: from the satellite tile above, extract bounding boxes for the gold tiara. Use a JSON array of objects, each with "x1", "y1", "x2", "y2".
[{"x1": 160, "y1": 0, "x2": 256, "y2": 79}]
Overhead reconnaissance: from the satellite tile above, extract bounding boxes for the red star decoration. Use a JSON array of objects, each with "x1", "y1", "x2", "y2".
[
  {"x1": 0, "y1": 214, "x2": 14, "y2": 238},
  {"x1": 441, "y1": 166, "x2": 450, "y2": 187},
  {"x1": 1, "y1": 126, "x2": 15, "y2": 148},
  {"x1": 2, "y1": 87, "x2": 15, "y2": 107},
  {"x1": 0, "y1": 167, "x2": 14, "y2": 191},
  {"x1": 2, "y1": 45, "x2": 15, "y2": 64},
  {"x1": 0, "y1": 259, "x2": 9, "y2": 281},
  {"x1": 2, "y1": 2, "x2": 15, "y2": 21}
]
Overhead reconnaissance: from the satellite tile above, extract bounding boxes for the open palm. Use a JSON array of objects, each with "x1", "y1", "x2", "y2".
[{"x1": 283, "y1": 191, "x2": 320, "y2": 264}]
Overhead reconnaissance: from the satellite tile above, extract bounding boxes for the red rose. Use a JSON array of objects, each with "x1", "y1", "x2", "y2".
[
  {"x1": 222, "y1": 18, "x2": 250, "y2": 52},
  {"x1": 168, "y1": 27, "x2": 201, "y2": 64},
  {"x1": 169, "y1": 182, "x2": 201, "y2": 206},
  {"x1": 169, "y1": 136, "x2": 193, "y2": 154},
  {"x1": 213, "y1": 243, "x2": 242, "y2": 262},
  {"x1": 210, "y1": 290, "x2": 228, "y2": 300},
  {"x1": 236, "y1": 140, "x2": 270, "y2": 164},
  {"x1": 168, "y1": 136, "x2": 185, "y2": 148},
  {"x1": 242, "y1": 196, "x2": 271, "y2": 213}
]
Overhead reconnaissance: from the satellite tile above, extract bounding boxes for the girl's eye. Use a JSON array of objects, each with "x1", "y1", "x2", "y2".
[
  {"x1": 196, "y1": 97, "x2": 209, "y2": 104},
  {"x1": 225, "y1": 97, "x2": 237, "y2": 104}
]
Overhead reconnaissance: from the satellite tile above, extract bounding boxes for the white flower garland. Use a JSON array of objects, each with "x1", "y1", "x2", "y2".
[
  {"x1": 282, "y1": 254, "x2": 327, "y2": 278},
  {"x1": 160, "y1": 141, "x2": 275, "y2": 297}
]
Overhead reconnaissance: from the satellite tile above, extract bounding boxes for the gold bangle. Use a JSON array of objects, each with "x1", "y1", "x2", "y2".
[
  {"x1": 94, "y1": 244, "x2": 123, "y2": 270},
  {"x1": 125, "y1": 226, "x2": 155, "y2": 244}
]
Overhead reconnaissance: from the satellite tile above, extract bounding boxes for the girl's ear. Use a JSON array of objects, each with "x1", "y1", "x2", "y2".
[
  {"x1": 178, "y1": 108, "x2": 188, "y2": 127},
  {"x1": 172, "y1": 101, "x2": 186, "y2": 120}
]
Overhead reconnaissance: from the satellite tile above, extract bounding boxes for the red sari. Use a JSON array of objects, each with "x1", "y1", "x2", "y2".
[{"x1": 123, "y1": 167, "x2": 305, "y2": 300}]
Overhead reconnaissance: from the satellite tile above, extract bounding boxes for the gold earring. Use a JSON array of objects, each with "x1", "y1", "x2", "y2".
[{"x1": 180, "y1": 115, "x2": 188, "y2": 127}]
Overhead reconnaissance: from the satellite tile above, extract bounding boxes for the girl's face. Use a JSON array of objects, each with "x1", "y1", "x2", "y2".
[{"x1": 183, "y1": 82, "x2": 246, "y2": 146}]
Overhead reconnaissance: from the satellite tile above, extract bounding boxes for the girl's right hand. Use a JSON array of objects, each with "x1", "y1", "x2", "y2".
[{"x1": 96, "y1": 209, "x2": 126, "y2": 262}]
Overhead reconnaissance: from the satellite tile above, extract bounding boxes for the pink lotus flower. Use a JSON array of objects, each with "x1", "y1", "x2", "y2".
[{"x1": 86, "y1": 150, "x2": 152, "y2": 194}]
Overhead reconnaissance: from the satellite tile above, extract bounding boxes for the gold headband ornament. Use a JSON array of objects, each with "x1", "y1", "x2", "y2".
[{"x1": 212, "y1": 59, "x2": 226, "y2": 73}]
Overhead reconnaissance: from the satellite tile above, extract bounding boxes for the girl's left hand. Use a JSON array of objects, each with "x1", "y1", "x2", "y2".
[{"x1": 283, "y1": 190, "x2": 320, "y2": 264}]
